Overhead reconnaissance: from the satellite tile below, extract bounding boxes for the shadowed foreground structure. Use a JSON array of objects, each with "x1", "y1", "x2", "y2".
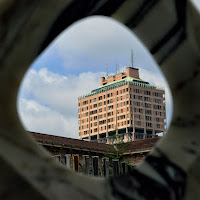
[
  {"x1": 31, "y1": 131, "x2": 160, "y2": 167},
  {"x1": 0, "y1": 0, "x2": 200, "y2": 199}
]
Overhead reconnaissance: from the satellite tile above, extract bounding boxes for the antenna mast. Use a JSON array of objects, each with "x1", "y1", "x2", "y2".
[
  {"x1": 106, "y1": 65, "x2": 109, "y2": 77},
  {"x1": 131, "y1": 50, "x2": 134, "y2": 68}
]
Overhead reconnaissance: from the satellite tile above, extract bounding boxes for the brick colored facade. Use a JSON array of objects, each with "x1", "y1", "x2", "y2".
[{"x1": 78, "y1": 67, "x2": 166, "y2": 144}]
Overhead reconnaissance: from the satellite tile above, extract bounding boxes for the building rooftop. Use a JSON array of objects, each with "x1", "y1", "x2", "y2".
[
  {"x1": 78, "y1": 76, "x2": 164, "y2": 100},
  {"x1": 29, "y1": 131, "x2": 160, "y2": 154}
]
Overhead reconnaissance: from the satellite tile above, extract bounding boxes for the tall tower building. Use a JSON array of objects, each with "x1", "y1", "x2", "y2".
[{"x1": 78, "y1": 67, "x2": 166, "y2": 144}]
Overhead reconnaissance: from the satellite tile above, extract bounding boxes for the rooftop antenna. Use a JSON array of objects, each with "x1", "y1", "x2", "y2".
[
  {"x1": 106, "y1": 65, "x2": 109, "y2": 77},
  {"x1": 131, "y1": 49, "x2": 134, "y2": 68},
  {"x1": 115, "y1": 64, "x2": 118, "y2": 74}
]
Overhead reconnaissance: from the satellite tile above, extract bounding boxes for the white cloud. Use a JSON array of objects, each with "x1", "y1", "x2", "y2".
[
  {"x1": 18, "y1": 98, "x2": 77, "y2": 138},
  {"x1": 18, "y1": 68, "x2": 101, "y2": 138},
  {"x1": 50, "y1": 16, "x2": 154, "y2": 72},
  {"x1": 19, "y1": 68, "x2": 101, "y2": 117}
]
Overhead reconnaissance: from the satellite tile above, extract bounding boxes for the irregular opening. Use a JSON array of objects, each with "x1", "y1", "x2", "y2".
[{"x1": 17, "y1": 16, "x2": 173, "y2": 173}]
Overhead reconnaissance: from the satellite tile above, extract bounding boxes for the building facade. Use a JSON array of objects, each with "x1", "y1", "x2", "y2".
[{"x1": 78, "y1": 67, "x2": 166, "y2": 144}]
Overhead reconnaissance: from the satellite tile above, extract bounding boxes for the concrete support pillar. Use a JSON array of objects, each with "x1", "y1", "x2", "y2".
[
  {"x1": 82, "y1": 155, "x2": 89, "y2": 175},
  {"x1": 152, "y1": 129, "x2": 155, "y2": 137},
  {"x1": 102, "y1": 157, "x2": 109, "y2": 177},
  {"x1": 112, "y1": 159, "x2": 119, "y2": 176},
  {"x1": 55, "y1": 155, "x2": 61, "y2": 163},
  {"x1": 92, "y1": 156, "x2": 99, "y2": 176},
  {"x1": 143, "y1": 128, "x2": 147, "y2": 139},
  {"x1": 65, "y1": 154, "x2": 71, "y2": 168},
  {"x1": 132, "y1": 131, "x2": 135, "y2": 141},
  {"x1": 121, "y1": 161, "x2": 127, "y2": 174}
]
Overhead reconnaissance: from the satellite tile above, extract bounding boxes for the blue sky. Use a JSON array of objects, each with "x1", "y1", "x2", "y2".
[{"x1": 17, "y1": 14, "x2": 177, "y2": 138}]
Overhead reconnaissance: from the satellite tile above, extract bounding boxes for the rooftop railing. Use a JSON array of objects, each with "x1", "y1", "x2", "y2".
[{"x1": 78, "y1": 79, "x2": 165, "y2": 100}]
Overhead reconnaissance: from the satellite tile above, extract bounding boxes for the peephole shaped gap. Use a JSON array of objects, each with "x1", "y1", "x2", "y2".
[{"x1": 17, "y1": 16, "x2": 173, "y2": 173}]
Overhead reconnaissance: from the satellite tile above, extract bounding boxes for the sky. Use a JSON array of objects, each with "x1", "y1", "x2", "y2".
[{"x1": 17, "y1": 1, "x2": 200, "y2": 138}]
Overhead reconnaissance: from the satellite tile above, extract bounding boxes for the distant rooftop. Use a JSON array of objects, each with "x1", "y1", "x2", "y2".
[{"x1": 29, "y1": 131, "x2": 160, "y2": 154}]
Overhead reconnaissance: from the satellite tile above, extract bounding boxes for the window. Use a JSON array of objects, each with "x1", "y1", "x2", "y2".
[
  {"x1": 138, "y1": 96, "x2": 143, "y2": 100},
  {"x1": 144, "y1": 91, "x2": 151, "y2": 95},
  {"x1": 117, "y1": 91, "x2": 118, "y2": 95},
  {"x1": 136, "y1": 102, "x2": 140, "y2": 106},
  {"x1": 121, "y1": 96, "x2": 122, "y2": 100},
  {"x1": 94, "y1": 98, "x2": 96, "y2": 102}
]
